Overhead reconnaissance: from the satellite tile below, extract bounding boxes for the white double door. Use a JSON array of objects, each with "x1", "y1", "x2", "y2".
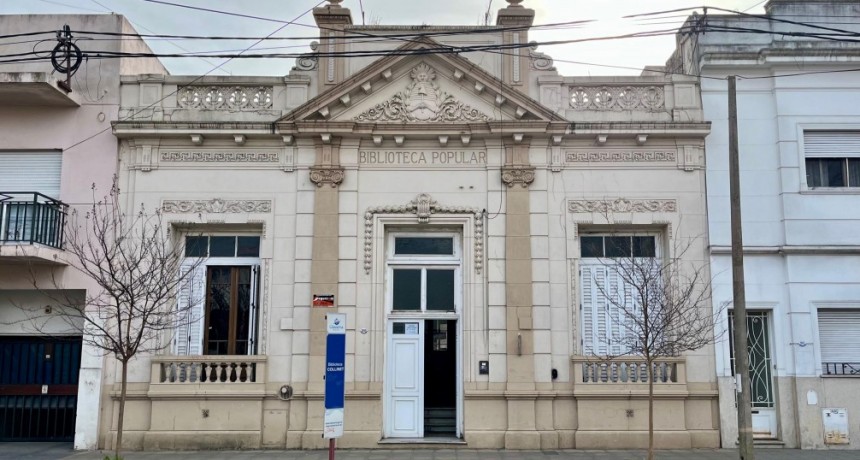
[{"x1": 384, "y1": 318, "x2": 460, "y2": 439}]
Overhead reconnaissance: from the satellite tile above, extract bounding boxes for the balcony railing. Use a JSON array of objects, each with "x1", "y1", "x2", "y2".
[
  {"x1": 0, "y1": 192, "x2": 67, "y2": 249},
  {"x1": 823, "y1": 362, "x2": 860, "y2": 376},
  {"x1": 572, "y1": 356, "x2": 686, "y2": 384},
  {"x1": 151, "y1": 355, "x2": 267, "y2": 384}
]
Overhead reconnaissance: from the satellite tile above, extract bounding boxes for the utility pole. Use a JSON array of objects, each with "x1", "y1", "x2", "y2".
[{"x1": 728, "y1": 75, "x2": 755, "y2": 460}]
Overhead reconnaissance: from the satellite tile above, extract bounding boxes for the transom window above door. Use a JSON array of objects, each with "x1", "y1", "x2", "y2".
[
  {"x1": 387, "y1": 233, "x2": 460, "y2": 313},
  {"x1": 580, "y1": 235, "x2": 657, "y2": 258}
]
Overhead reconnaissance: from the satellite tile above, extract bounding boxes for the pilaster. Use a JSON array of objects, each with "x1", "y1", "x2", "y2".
[
  {"x1": 313, "y1": 0, "x2": 353, "y2": 93},
  {"x1": 496, "y1": 0, "x2": 534, "y2": 88},
  {"x1": 501, "y1": 136, "x2": 540, "y2": 449}
]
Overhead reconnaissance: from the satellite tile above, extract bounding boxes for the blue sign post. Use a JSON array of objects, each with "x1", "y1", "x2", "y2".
[{"x1": 324, "y1": 313, "x2": 346, "y2": 459}]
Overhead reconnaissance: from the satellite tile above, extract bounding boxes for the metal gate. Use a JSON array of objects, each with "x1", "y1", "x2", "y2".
[{"x1": 0, "y1": 336, "x2": 82, "y2": 441}]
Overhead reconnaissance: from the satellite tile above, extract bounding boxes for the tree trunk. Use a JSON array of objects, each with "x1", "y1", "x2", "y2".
[
  {"x1": 647, "y1": 359, "x2": 655, "y2": 460},
  {"x1": 115, "y1": 359, "x2": 128, "y2": 460}
]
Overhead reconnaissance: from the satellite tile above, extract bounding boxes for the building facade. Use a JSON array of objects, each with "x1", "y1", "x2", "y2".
[
  {"x1": 101, "y1": 0, "x2": 717, "y2": 450},
  {"x1": 668, "y1": 0, "x2": 860, "y2": 450},
  {"x1": 0, "y1": 15, "x2": 166, "y2": 448}
]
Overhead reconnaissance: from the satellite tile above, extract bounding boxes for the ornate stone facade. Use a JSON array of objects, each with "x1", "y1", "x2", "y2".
[
  {"x1": 355, "y1": 64, "x2": 491, "y2": 123},
  {"x1": 500, "y1": 166, "x2": 536, "y2": 187},
  {"x1": 160, "y1": 151, "x2": 279, "y2": 162},
  {"x1": 569, "y1": 85, "x2": 665, "y2": 111},
  {"x1": 177, "y1": 86, "x2": 274, "y2": 110}
]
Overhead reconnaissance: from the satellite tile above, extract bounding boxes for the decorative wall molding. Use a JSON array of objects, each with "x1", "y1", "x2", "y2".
[
  {"x1": 529, "y1": 42, "x2": 555, "y2": 71},
  {"x1": 364, "y1": 193, "x2": 484, "y2": 274},
  {"x1": 501, "y1": 166, "x2": 536, "y2": 188},
  {"x1": 567, "y1": 198, "x2": 677, "y2": 213},
  {"x1": 565, "y1": 150, "x2": 676, "y2": 163},
  {"x1": 569, "y1": 86, "x2": 665, "y2": 111},
  {"x1": 177, "y1": 86, "x2": 274, "y2": 110},
  {"x1": 309, "y1": 166, "x2": 345, "y2": 187},
  {"x1": 162, "y1": 199, "x2": 272, "y2": 214},
  {"x1": 160, "y1": 151, "x2": 280, "y2": 162},
  {"x1": 355, "y1": 64, "x2": 492, "y2": 123},
  {"x1": 293, "y1": 42, "x2": 319, "y2": 71}
]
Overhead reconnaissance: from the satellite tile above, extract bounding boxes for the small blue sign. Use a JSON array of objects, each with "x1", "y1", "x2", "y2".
[{"x1": 324, "y1": 332, "x2": 346, "y2": 409}]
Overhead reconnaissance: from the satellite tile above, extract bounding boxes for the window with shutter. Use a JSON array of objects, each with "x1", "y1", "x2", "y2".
[
  {"x1": 818, "y1": 309, "x2": 860, "y2": 376},
  {"x1": 579, "y1": 234, "x2": 656, "y2": 356},
  {"x1": 804, "y1": 131, "x2": 860, "y2": 188},
  {"x1": 174, "y1": 235, "x2": 262, "y2": 356}
]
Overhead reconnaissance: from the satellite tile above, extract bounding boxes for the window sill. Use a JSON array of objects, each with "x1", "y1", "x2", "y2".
[{"x1": 800, "y1": 188, "x2": 860, "y2": 195}]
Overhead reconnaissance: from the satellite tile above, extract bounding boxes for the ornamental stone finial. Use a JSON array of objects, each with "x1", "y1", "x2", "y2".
[
  {"x1": 507, "y1": 0, "x2": 525, "y2": 7},
  {"x1": 328, "y1": 0, "x2": 344, "y2": 5}
]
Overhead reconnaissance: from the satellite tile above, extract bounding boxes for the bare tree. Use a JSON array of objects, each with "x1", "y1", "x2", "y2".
[
  {"x1": 581, "y1": 227, "x2": 722, "y2": 460},
  {"x1": 17, "y1": 178, "x2": 202, "y2": 459}
]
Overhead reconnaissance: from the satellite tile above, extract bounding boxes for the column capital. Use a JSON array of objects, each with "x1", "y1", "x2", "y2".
[
  {"x1": 501, "y1": 165, "x2": 535, "y2": 188},
  {"x1": 309, "y1": 166, "x2": 345, "y2": 188}
]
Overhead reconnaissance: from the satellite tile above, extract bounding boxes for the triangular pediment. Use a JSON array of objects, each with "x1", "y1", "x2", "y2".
[{"x1": 278, "y1": 37, "x2": 565, "y2": 125}]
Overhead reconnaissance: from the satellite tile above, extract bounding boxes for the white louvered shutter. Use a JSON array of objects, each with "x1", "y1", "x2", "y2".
[
  {"x1": 174, "y1": 260, "x2": 206, "y2": 355},
  {"x1": 804, "y1": 131, "x2": 860, "y2": 158},
  {"x1": 581, "y1": 264, "x2": 612, "y2": 355},
  {"x1": 581, "y1": 265, "x2": 595, "y2": 355},
  {"x1": 0, "y1": 151, "x2": 62, "y2": 197},
  {"x1": 247, "y1": 264, "x2": 261, "y2": 355},
  {"x1": 818, "y1": 310, "x2": 860, "y2": 363}
]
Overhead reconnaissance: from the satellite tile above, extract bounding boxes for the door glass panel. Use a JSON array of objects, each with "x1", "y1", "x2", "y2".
[
  {"x1": 729, "y1": 312, "x2": 774, "y2": 408},
  {"x1": 206, "y1": 267, "x2": 232, "y2": 355},
  {"x1": 235, "y1": 267, "x2": 252, "y2": 355},
  {"x1": 394, "y1": 237, "x2": 453, "y2": 255},
  {"x1": 393, "y1": 269, "x2": 421, "y2": 310},
  {"x1": 426, "y1": 269, "x2": 455, "y2": 311}
]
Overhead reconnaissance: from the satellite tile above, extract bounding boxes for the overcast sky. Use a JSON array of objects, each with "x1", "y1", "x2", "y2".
[{"x1": 2, "y1": 0, "x2": 765, "y2": 76}]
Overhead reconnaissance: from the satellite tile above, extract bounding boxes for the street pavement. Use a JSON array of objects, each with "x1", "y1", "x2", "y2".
[{"x1": 2, "y1": 443, "x2": 859, "y2": 460}]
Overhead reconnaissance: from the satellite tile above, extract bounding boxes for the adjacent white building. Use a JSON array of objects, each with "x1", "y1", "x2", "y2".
[{"x1": 668, "y1": 0, "x2": 860, "y2": 449}]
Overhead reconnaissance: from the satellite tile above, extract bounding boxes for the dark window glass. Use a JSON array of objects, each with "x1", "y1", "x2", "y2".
[
  {"x1": 235, "y1": 267, "x2": 252, "y2": 355},
  {"x1": 605, "y1": 236, "x2": 632, "y2": 258},
  {"x1": 393, "y1": 323, "x2": 405, "y2": 334},
  {"x1": 394, "y1": 237, "x2": 454, "y2": 255},
  {"x1": 237, "y1": 236, "x2": 261, "y2": 257},
  {"x1": 210, "y1": 236, "x2": 236, "y2": 257},
  {"x1": 392, "y1": 269, "x2": 421, "y2": 310},
  {"x1": 185, "y1": 236, "x2": 208, "y2": 257},
  {"x1": 633, "y1": 236, "x2": 656, "y2": 258},
  {"x1": 206, "y1": 267, "x2": 232, "y2": 355},
  {"x1": 426, "y1": 269, "x2": 455, "y2": 311},
  {"x1": 580, "y1": 236, "x2": 604, "y2": 257},
  {"x1": 807, "y1": 158, "x2": 846, "y2": 187},
  {"x1": 849, "y1": 159, "x2": 860, "y2": 187}
]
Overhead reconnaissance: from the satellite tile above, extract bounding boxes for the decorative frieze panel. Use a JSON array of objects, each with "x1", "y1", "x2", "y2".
[
  {"x1": 569, "y1": 86, "x2": 665, "y2": 111},
  {"x1": 567, "y1": 198, "x2": 677, "y2": 213},
  {"x1": 355, "y1": 64, "x2": 492, "y2": 123},
  {"x1": 565, "y1": 150, "x2": 676, "y2": 163},
  {"x1": 162, "y1": 199, "x2": 272, "y2": 214},
  {"x1": 160, "y1": 151, "x2": 280, "y2": 162},
  {"x1": 364, "y1": 193, "x2": 484, "y2": 274},
  {"x1": 177, "y1": 86, "x2": 274, "y2": 110}
]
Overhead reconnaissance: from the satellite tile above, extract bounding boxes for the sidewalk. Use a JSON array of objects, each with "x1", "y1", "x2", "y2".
[{"x1": 3, "y1": 444, "x2": 859, "y2": 460}]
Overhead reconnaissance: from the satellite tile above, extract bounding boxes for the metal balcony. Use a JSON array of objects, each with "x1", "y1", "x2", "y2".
[{"x1": 0, "y1": 192, "x2": 68, "y2": 250}]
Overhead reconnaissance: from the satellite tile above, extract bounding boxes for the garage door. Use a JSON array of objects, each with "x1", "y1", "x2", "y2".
[{"x1": 0, "y1": 336, "x2": 81, "y2": 441}]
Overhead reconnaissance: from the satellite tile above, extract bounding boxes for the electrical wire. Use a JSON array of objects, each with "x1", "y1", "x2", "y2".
[{"x1": 61, "y1": 0, "x2": 327, "y2": 153}]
